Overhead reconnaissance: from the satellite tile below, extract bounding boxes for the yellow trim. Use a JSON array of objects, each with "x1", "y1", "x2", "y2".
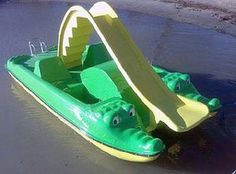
[
  {"x1": 9, "y1": 72, "x2": 159, "y2": 162},
  {"x1": 89, "y1": 2, "x2": 210, "y2": 132},
  {"x1": 58, "y1": 7, "x2": 93, "y2": 68},
  {"x1": 56, "y1": 2, "x2": 213, "y2": 132}
]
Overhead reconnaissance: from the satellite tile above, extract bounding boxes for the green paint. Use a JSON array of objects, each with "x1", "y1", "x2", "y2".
[
  {"x1": 6, "y1": 42, "x2": 220, "y2": 158},
  {"x1": 152, "y1": 66, "x2": 221, "y2": 111},
  {"x1": 6, "y1": 50, "x2": 164, "y2": 157}
]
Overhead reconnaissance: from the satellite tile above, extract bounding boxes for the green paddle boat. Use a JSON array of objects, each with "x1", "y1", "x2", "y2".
[{"x1": 6, "y1": 2, "x2": 221, "y2": 162}]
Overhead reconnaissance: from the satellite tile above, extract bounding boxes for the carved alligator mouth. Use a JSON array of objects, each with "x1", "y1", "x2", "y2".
[{"x1": 91, "y1": 127, "x2": 164, "y2": 156}]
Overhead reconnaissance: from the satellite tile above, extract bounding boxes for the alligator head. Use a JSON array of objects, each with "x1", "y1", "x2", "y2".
[
  {"x1": 90, "y1": 98, "x2": 164, "y2": 156},
  {"x1": 162, "y1": 72, "x2": 221, "y2": 111}
]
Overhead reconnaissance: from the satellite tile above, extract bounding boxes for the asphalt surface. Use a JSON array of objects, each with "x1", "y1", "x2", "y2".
[{"x1": 0, "y1": 1, "x2": 235, "y2": 174}]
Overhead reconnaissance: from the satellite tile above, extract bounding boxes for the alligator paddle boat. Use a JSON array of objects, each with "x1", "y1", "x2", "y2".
[{"x1": 6, "y1": 2, "x2": 221, "y2": 162}]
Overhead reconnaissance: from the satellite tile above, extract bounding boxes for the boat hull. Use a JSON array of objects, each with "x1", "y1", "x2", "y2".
[{"x1": 7, "y1": 56, "x2": 161, "y2": 162}]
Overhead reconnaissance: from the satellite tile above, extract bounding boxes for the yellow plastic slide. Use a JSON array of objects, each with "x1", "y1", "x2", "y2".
[{"x1": 58, "y1": 2, "x2": 210, "y2": 132}]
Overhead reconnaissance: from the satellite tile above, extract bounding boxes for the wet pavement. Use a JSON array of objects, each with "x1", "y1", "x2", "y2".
[{"x1": 0, "y1": 1, "x2": 235, "y2": 174}]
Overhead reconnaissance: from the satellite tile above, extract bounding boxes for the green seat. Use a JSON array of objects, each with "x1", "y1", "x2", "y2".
[
  {"x1": 81, "y1": 61, "x2": 122, "y2": 101},
  {"x1": 34, "y1": 57, "x2": 72, "y2": 83},
  {"x1": 82, "y1": 43, "x2": 112, "y2": 69}
]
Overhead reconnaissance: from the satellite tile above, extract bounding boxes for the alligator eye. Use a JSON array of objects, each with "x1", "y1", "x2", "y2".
[
  {"x1": 112, "y1": 116, "x2": 120, "y2": 126},
  {"x1": 175, "y1": 83, "x2": 181, "y2": 92},
  {"x1": 186, "y1": 78, "x2": 191, "y2": 85},
  {"x1": 129, "y1": 107, "x2": 135, "y2": 117}
]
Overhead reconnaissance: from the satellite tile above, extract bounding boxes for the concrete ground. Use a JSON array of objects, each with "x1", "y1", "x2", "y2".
[{"x1": 14, "y1": 0, "x2": 236, "y2": 36}]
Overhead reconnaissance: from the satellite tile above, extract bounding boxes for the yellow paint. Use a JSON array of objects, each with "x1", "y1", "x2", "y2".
[
  {"x1": 58, "y1": 1, "x2": 210, "y2": 133},
  {"x1": 58, "y1": 7, "x2": 94, "y2": 68}
]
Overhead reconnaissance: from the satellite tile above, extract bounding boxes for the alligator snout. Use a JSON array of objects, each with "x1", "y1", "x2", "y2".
[
  {"x1": 122, "y1": 128, "x2": 165, "y2": 155},
  {"x1": 186, "y1": 93, "x2": 221, "y2": 111},
  {"x1": 207, "y1": 98, "x2": 221, "y2": 111}
]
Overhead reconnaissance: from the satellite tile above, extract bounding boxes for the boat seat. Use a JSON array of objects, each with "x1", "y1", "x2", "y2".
[
  {"x1": 81, "y1": 43, "x2": 112, "y2": 69},
  {"x1": 80, "y1": 61, "x2": 123, "y2": 101},
  {"x1": 34, "y1": 57, "x2": 72, "y2": 83}
]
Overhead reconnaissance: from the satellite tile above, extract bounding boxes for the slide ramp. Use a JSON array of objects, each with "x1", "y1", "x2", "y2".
[
  {"x1": 58, "y1": 2, "x2": 210, "y2": 132},
  {"x1": 89, "y1": 2, "x2": 210, "y2": 132}
]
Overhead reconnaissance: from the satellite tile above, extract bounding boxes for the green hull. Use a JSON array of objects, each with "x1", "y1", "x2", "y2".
[
  {"x1": 6, "y1": 43, "x2": 220, "y2": 161},
  {"x1": 6, "y1": 1, "x2": 221, "y2": 162},
  {"x1": 6, "y1": 49, "x2": 164, "y2": 161}
]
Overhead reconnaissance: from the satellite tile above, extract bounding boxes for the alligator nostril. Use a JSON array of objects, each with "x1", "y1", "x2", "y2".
[
  {"x1": 145, "y1": 138, "x2": 165, "y2": 153},
  {"x1": 208, "y1": 98, "x2": 220, "y2": 107}
]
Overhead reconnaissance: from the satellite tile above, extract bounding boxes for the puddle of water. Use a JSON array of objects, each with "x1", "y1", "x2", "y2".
[{"x1": 0, "y1": 1, "x2": 235, "y2": 174}]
